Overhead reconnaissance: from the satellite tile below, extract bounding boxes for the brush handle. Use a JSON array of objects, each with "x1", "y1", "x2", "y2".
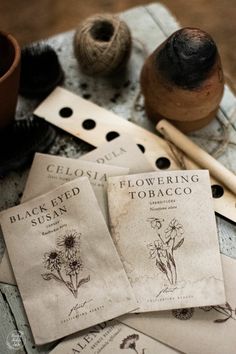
[{"x1": 156, "y1": 119, "x2": 236, "y2": 195}]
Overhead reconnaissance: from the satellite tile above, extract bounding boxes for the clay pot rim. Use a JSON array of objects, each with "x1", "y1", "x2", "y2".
[{"x1": 0, "y1": 30, "x2": 21, "y2": 84}]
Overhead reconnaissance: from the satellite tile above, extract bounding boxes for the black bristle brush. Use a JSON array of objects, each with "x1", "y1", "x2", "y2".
[
  {"x1": 0, "y1": 117, "x2": 56, "y2": 176},
  {"x1": 19, "y1": 44, "x2": 64, "y2": 98}
]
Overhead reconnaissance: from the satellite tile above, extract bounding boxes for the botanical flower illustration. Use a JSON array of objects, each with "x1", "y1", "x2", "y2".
[
  {"x1": 147, "y1": 217, "x2": 164, "y2": 230},
  {"x1": 43, "y1": 250, "x2": 63, "y2": 271},
  {"x1": 120, "y1": 334, "x2": 145, "y2": 354},
  {"x1": 164, "y1": 218, "x2": 184, "y2": 241},
  {"x1": 172, "y1": 308, "x2": 195, "y2": 320},
  {"x1": 147, "y1": 218, "x2": 184, "y2": 285},
  {"x1": 200, "y1": 303, "x2": 236, "y2": 323},
  {"x1": 172, "y1": 303, "x2": 236, "y2": 323},
  {"x1": 41, "y1": 230, "x2": 90, "y2": 298},
  {"x1": 56, "y1": 231, "x2": 80, "y2": 259},
  {"x1": 65, "y1": 257, "x2": 83, "y2": 275}
]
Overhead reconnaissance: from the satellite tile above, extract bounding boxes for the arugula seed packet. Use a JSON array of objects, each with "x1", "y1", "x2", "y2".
[
  {"x1": 0, "y1": 177, "x2": 137, "y2": 345},
  {"x1": 50, "y1": 319, "x2": 180, "y2": 354},
  {"x1": 108, "y1": 170, "x2": 225, "y2": 312},
  {"x1": 120, "y1": 255, "x2": 236, "y2": 354},
  {"x1": 80, "y1": 136, "x2": 153, "y2": 174},
  {"x1": 0, "y1": 153, "x2": 129, "y2": 286}
]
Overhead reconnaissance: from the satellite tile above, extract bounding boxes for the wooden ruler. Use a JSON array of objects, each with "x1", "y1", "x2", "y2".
[{"x1": 34, "y1": 86, "x2": 236, "y2": 223}]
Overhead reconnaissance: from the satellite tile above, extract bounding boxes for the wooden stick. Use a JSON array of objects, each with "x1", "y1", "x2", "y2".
[{"x1": 156, "y1": 119, "x2": 236, "y2": 195}]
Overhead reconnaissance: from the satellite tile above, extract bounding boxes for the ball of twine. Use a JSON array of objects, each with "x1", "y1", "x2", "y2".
[{"x1": 74, "y1": 13, "x2": 132, "y2": 76}]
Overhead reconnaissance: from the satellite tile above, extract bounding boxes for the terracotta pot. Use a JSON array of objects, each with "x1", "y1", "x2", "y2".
[
  {"x1": 141, "y1": 28, "x2": 224, "y2": 133},
  {"x1": 0, "y1": 31, "x2": 21, "y2": 129}
]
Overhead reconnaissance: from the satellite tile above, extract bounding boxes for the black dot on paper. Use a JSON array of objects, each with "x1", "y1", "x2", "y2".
[
  {"x1": 137, "y1": 144, "x2": 145, "y2": 153},
  {"x1": 106, "y1": 131, "x2": 120, "y2": 141},
  {"x1": 59, "y1": 107, "x2": 73, "y2": 118},
  {"x1": 82, "y1": 119, "x2": 96, "y2": 130},
  {"x1": 211, "y1": 184, "x2": 224, "y2": 198},
  {"x1": 155, "y1": 157, "x2": 171, "y2": 169}
]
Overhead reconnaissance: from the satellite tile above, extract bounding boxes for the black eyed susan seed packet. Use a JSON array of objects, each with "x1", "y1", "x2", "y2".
[
  {"x1": 0, "y1": 153, "x2": 129, "y2": 286},
  {"x1": 0, "y1": 177, "x2": 136, "y2": 345}
]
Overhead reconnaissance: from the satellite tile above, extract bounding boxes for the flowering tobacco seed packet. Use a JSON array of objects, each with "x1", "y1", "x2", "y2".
[
  {"x1": 108, "y1": 170, "x2": 225, "y2": 312},
  {"x1": 121, "y1": 255, "x2": 236, "y2": 354},
  {"x1": 50, "y1": 319, "x2": 179, "y2": 354},
  {"x1": 80, "y1": 136, "x2": 153, "y2": 174},
  {"x1": 0, "y1": 153, "x2": 129, "y2": 286},
  {"x1": 0, "y1": 178, "x2": 137, "y2": 345}
]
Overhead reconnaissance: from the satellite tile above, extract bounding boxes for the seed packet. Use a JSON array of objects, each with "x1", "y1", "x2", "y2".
[
  {"x1": 121, "y1": 255, "x2": 236, "y2": 354},
  {"x1": 108, "y1": 170, "x2": 225, "y2": 311},
  {"x1": 22, "y1": 152, "x2": 129, "y2": 222},
  {"x1": 80, "y1": 136, "x2": 153, "y2": 174},
  {"x1": 50, "y1": 319, "x2": 179, "y2": 354},
  {"x1": 0, "y1": 178, "x2": 136, "y2": 345},
  {"x1": 0, "y1": 153, "x2": 129, "y2": 286}
]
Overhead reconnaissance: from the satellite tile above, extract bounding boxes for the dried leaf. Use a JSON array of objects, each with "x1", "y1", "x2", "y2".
[
  {"x1": 225, "y1": 302, "x2": 232, "y2": 311},
  {"x1": 173, "y1": 238, "x2": 184, "y2": 250},
  {"x1": 167, "y1": 261, "x2": 171, "y2": 271},
  {"x1": 77, "y1": 275, "x2": 90, "y2": 289},
  {"x1": 214, "y1": 318, "x2": 229, "y2": 323},
  {"x1": 66, "y1": 281, "x2": 74, "y2": 289},
  {"x1": 41, "y1": 273, "x2": 58, "y2": 281},
  {"x1": 156, "y1": 260, "x2": 166, "y2": 274},
  {"x1": 169, "y1": 253, "x2": 176, "y2": 267}
]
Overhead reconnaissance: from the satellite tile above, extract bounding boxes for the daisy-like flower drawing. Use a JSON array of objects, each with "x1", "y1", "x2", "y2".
[
  {"x1": 43, "y1": 250, "x2": 63, "y2": 271},
  {"x1": 57, "y1": 230, "x2": 80, "y2": 259},
  {"x1": 172, "y1": 308, "x2": 194, "y2": 320},
  {"x1": 120, "y1": 334, "x2": 143, "y2": 354},
  {"x1": 147, "y1": 218, "x2": 184, "y2": 285},
  {"x1": 41, "y1": 230, "x2": 90, "y2": 298},
  {"x1": 65, "y1": 258, "x2": 83, "y2": 276},
  {"x1": 147, "y1": 239, "x2": 167, "y2": 259},
  {"x1": 164, "y1": 218, "x2": 184, "y2": 241},
  {"x1": 173, "y1": 304, "x2": 236, "y2": 323}
]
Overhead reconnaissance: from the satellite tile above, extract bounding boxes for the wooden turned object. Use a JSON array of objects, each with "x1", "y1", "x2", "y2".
[{"x1": 141, "y1": 28, "x2": 224, "y2": 132}]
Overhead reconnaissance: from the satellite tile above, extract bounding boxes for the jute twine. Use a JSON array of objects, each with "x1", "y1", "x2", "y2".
[{"x1": 74, "y1": 13, "x2": 132, "y2": 76}]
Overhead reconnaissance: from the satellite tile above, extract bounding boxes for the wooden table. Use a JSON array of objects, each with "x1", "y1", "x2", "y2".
[{"x1": 0, "y1": 3, "x2": 236, "y2": 353}]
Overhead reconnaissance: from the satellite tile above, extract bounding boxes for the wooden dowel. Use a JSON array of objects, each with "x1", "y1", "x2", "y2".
[{"x1": 156, "y1": 119, "x2": 236, "y2": 195}]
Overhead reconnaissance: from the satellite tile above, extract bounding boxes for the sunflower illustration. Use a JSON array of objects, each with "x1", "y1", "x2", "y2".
[
  {"x1": 41, "y1": 230, "x2": 90, "y2": 298},
  {"x1": 43, "y1": 250, "x2": 63, "y2": 271},
  {"x1": 172, "y1": 308, "x2": 194, "y2": 320},
  {"x1": 57, "y1": 230, "x2": 80, "y2": 259},
  {"x1": 120, "y1": 334, "x2": 140, "y2": 353},
  {"x1": 65, "y1": 258, "x2": 83, "y2": 276}
]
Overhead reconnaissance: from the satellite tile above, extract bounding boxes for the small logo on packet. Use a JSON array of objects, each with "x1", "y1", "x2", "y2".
[{"x1": 6, "y1": 330, "x2": 26, "y2": 350}]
